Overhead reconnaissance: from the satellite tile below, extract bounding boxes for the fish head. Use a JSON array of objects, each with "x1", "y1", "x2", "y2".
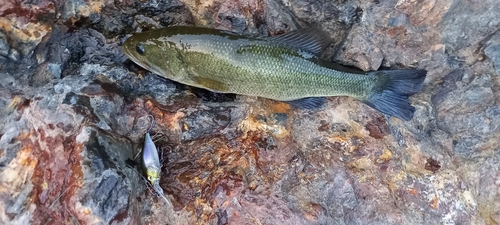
[{"x1": 122, "y1": 31, "x2": 187, "y2": 81}]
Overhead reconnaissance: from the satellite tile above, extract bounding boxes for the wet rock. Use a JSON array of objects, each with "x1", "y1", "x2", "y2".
[
  {"x1": 93, "y1": 0, "x2": 192, "y2": 37},
  {"x1": 1, "y1": 0, "x2": 500, "y2": 224},
  {"x1": 440, "y1": 0, "x2": 500, "y2": 58},
  {"x1": 283, "y1": 0, "x2": 360, "y2": 31},
  {"x1": 0, "y1": 15, "x2": 52, "y2": 60},
  {"x1": 40, "y1": 27, "x2": 124, "y2": 77},
  {"x1": 60, "y1": 0, "x2": 105, "y2": 22},
  {"x1": 183, "y1": 0, "x2": 295, "y2": 35},
  {"x1": 0, "y1": 32, "x2": 9, "y2": 56},
  {"x1": 0, "y1": 56, "x2": 7, "y2": 68},
  {"x1": 0, "y1": 64, "x2": 158, "y2": 224},
  {"x1": 476, "y1": 151, "x2": 500, "y2": 224},
  {"x1": 8, "y1": 48, "x2": 20, "y2": 61},
  {"x1": 48, "y1": 63, "x2": 62, "y2": 79},
  {"x1": 181, "y1": 108, "x2": 231, "y2": 141},
  {"x1": 333, "y1": 0, "x2": 450, "y2": 71},
  {"x1": 75, "y1": 128, "x2": 135, "y2": 225},
  {"x1": 31, "y1": 62, "x2": 63, "y2": 85},
  {"x1": 433, "y1": 72, "x2": 500, "y2": 157},
  {"x1": 342, "y1": 26, "x2": 383, "y2": 71},
  {"x1": 282, "y1": 168, "x2": 358, "y2": 224},
  {"x1": 484, "y1": 32, "x2": 500, "y2": 75}
]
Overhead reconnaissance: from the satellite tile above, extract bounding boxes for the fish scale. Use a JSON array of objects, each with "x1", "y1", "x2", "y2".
[
  {"x1": 181, "y1": 38, "x2": 371, "y2": 100},
  {"x1": 123, "y1": 26, "x2": 426, "y2": 121}
]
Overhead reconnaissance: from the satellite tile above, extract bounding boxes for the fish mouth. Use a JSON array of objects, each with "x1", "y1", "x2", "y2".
[{"x1": 128, "y1": 56, "x2": 148, "y2": 69}]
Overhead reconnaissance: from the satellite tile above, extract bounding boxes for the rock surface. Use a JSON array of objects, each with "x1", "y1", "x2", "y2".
[{"x1": 1, "y1": 0, "x2": 499, "y2": 224}]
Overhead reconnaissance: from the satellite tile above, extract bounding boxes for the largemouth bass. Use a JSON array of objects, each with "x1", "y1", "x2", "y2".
[{"x1": 122, "y1": 26, "x2": 426, "y2": 120}]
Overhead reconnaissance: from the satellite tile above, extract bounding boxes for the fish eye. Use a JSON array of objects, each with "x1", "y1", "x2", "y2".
[{"x1": 136, "y1": 43, "x2": 145, "y2": 55}]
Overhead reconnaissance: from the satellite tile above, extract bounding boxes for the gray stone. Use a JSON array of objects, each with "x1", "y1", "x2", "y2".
[
  {"x1": 440, "y1": 0, "x2": 500, "y2": 55},
  {"x1": 8, "y1": 48, "x2": 20, "y2": 61},
  {"x1": 133, "y1": 73, "x2": 178, "y2": 105},
  {"x1": 90, "y1": 95, "x2": 124, "y2": 131},
  {"x1": 77, "y1": 128, "x2": 140, "y2": 224},
  {"x1": 61, "y1": 0, "x2": 87, "y2": 21},
  {"x1": 485, "y1": 44, "x2": 500, "y2": 75},
  {"x1": 0, "y1": 32, "x2": 9, "y2": 57},
  {"x1": 0, "y1": 127, "x2": 21, "y2": 167},
  {"x1": 47, "y1": 63, "x2": 62, "y2": 79},
  {"x1": 485, "y1": 33, "x2": 500, "y2": 75},
  {"x1": 0, "y1": 56, "x2": 7, "y2": 69},
  {"x1": 181, "y1": 108, "x2": 231, "y2": 141}
]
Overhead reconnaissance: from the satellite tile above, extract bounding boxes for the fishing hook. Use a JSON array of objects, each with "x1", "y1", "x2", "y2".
[{"x1": 147, "y1": 114, "x2": 155, "y2": 133}]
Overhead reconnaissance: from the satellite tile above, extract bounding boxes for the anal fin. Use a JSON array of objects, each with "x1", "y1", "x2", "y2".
[{"x1": 284, "y1": 97, "x2": 326, "y2": 110}]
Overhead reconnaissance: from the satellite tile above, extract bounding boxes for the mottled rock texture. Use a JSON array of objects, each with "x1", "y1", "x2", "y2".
[{"x1": 1, "y1": 0, "x2": 499, "y2": 224}]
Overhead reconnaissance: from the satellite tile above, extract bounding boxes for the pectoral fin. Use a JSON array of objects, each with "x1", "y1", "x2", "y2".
[{"x1": 190, "y1": 76, "x2": 229, "y2": 93}]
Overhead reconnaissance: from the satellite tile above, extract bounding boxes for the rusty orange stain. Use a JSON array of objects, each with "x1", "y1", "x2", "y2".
[
  {"x1": 6, "y1": 96, "x2": 25, "y2": 110},
  {"x1": 0, "y1": 19, "x2": 14, "y2": 33},
  {"x1": 347, "y1": 157, "x2": 372, "y2": 171},
  {"x1": 268, "y1": 101, "x2": 291, "y2": 113},
  {"x1": 331, "y1": 136, "x2": 348, "y2": 142},
  {"x1": 5, "y1": 95, "x2": 30, "y2": 112},
  {"x1": 305, "y1": 213, "x2": 315, "y2": 221},
  {"x1": 0, "y1": 17, "x2": 51, "y2": 42},
  {"x1": 481, "y1": 145, "x2": 491, "y2": 150},
  {"x1": 167, "y1": 112, "x2": 185, "y2": 130},
  {"x1": 90, "y1": 1, "x2": 104, "y2": 13},
  {"x1": 145, "y1": 99, "x2": 185, "y2": 130},
  {"x1": 70, "y1": 143, "x2": 85, "y2": 184},
  {"x1": 235, "y1": 157, "x2": 249, "y2": 171},
  {"x1": 238, "y1": 113, "x2": 289, "y2": 139},
  {"x1": 387, "y1": 182, "x2": 398, "y2": 193},
  {"x1": 157, "y1": 111, "x2": 177, "y2": 126},
  {"x1": 14, "y1": 130, "x2": 34, "y2": 142},
  {"x1": 379, "y1": 149, "x2": 392, "y2": 162},
  {"x1": 19, "y1": 146, "x2": 38, "y2": 168},
  {"x1": 248, "y1": 182, "x2": 257, "y2": 190},
  {"x1": 408, "y1": 188, "x2": 418, "y2": 196},
  {"x1": 430, "y1": 194, "x2": 439, "y2": 209},
  {"x1": 144, "y1": 100, "x2": 154, "y2": 109}
]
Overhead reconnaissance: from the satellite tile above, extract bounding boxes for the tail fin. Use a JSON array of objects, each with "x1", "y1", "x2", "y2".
[{"x1": 363, "y1": 70, "x2": 427, "y2": 121}]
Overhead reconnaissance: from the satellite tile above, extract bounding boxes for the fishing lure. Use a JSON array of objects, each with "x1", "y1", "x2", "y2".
[{"x1": 142, "y1": 115, "x2": 172, "y2": 206}]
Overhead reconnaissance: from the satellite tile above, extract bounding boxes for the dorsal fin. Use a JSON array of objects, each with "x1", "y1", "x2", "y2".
[{"x1": 268, "y1": 27, "x2": 332, "y2": 55}]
